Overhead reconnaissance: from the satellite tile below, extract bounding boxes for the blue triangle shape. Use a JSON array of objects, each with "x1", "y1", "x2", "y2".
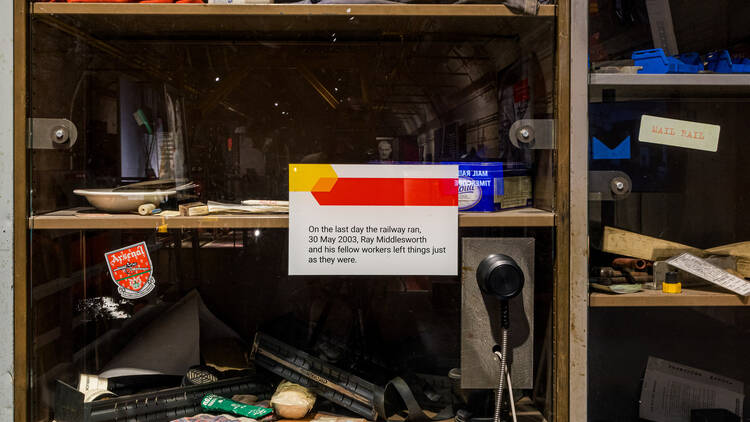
[{"x1": 592, "y1": 136, "x2": 630, "y2": 160}]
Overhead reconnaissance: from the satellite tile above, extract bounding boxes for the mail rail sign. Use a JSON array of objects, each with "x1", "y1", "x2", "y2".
[
  {"x1": 289, "y1": 164, "x2": 458, "y2": 275},
  {"x1": 639, "y1": 115, "x2": 720, "y2": 152}
]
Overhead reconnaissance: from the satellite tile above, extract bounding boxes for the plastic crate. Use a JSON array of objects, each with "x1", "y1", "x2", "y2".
[
  {"x1": 632, "y1": 49, "x2": 703, "y2": 74},
  {"x1": 705, "y1": 50, "x2": 750, "y2": 73}
]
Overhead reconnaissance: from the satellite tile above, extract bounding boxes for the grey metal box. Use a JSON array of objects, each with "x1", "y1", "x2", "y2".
[{"x1": 461, "y1": 237, "x2": 534, "y2": 389}]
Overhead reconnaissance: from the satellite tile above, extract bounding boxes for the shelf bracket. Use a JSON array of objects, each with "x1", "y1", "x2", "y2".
[
  {"x1": 509, "y1": 118, "x2": 555, "y2": 149},
  {"x1": 588, "y1": 170, "x2": 632, "y2": 201},
  {"x1": 29, "y1": 118, "x2": 78, "y2": 150}
]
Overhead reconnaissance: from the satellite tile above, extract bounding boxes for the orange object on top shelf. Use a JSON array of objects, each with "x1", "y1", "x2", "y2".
[
  {"x1": 66, "y1": 0, "x2": 206, "y2": 3},
  {"x1": 67, "y1": 0, "x2": 140, "y2": 3}
]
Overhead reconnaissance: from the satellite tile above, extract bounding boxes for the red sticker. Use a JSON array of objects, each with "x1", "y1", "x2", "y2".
[{"x1": 104, "y1": 241, "x2": 156, "y2": 299}]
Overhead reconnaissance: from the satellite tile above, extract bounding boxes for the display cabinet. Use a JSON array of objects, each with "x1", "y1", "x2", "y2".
[
  {"x1": 14, "y1": 1, "x2": 577, "y2": 421},
  {"x1": 585, "y1": 1, "x2": 750, "y2": 420}
]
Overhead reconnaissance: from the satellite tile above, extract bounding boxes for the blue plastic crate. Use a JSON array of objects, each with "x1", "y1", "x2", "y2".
[
  {"x1": 705, "y1": 50, "x2": 750, "y2": 73},
  {"x1": 676, "y1": 52, "x2": 702, "y2": 67},
  {"x1": 632, "y1": 48, "x2": 703, "y2": 74}
]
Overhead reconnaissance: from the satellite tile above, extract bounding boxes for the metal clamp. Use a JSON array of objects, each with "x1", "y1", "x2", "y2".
[
  {"x1": 508, "y1": 119, "x2": 555, "y2": 149},
  {"x1": 589, "y1": 170, "x2": 632, "y2": 201},
  {"x1": 30, "y1": 118, "x2": 78, "y2": 150}
]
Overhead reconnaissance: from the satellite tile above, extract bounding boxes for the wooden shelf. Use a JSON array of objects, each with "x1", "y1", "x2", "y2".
[
  {"x1": 29, "y1": 209, "x2": 290, "y2": 230},
  {"x1": 31, "y1": 3, "x2": 554, "y2": 39},
  {"x1": 29, "y1": 207, "x2": 554, "y2": 230},
  {"x1": 32, "y1": 3, "x2": 555, "y2": 17},
  {"x1": 459, "y1": 207, "x2": 554, "y2": 227},
  {"x1": 589, "y1": 73, "x2": 750, "y2": 101},
  {"x1": 590, "y1": 286, "x2": 750, "y2": 307}
]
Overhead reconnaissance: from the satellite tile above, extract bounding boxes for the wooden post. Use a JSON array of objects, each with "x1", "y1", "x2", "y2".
[
  {"x1": 569, "y1": 0, "x2": 589, "y2": 420},
  {"x1": 14, "y1": 0, "x2": 29, "y2": 419},
  {"x1": 554, "y1": 0, "x2": 571, "y2": 421}
]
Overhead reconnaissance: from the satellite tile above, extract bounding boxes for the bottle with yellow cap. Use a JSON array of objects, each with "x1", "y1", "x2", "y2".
[{"x1": 662, "y1": 271, "x2": 681, "y2": 294}]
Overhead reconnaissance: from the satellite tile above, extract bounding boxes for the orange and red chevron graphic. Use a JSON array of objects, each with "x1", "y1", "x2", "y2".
[{"x1": 289, "y1": 164, "x2": 458, "y2": 206}]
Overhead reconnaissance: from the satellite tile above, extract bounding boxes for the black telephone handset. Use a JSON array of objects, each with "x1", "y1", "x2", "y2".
[{"x1": 476, "y1": 254, "x2": 524, "y2": 422}]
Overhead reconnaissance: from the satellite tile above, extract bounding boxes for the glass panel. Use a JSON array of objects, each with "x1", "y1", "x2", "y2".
[
  {"x1": 588, "y1": 1, "x2": 750, "y2": 419},
  {"x1": 28, "y1": 10, "x2": 557, "y2": 422}
]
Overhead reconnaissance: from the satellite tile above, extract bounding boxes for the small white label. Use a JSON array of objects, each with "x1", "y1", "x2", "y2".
[
  {"x1": 639, "y1": 115, "x2": 720, "y2": 152},
  {"x1": 667, "y1": 252, "x2": 750, "y2": 296}
]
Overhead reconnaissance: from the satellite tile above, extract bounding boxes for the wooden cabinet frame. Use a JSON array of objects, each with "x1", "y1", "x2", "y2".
[
  {"x1": 567, "y1": 1, "x2": 588, "y2": 421},
  {"x1": 14, "y1": 0, "x2": 30, "y2": 420},
  {"x1": 12, "y1": 1, "x2": 583, "y2": 420}
]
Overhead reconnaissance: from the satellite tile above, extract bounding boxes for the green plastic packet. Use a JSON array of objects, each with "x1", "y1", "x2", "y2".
[
  {"x1": 201, "y1": 393, "x2": 274, "y2": 418},
  {"x1": 591, "y1": 283, "x2": 642, "y2": 294}
]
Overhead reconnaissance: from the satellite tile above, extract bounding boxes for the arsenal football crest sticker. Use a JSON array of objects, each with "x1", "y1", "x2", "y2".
[{"x1": 105, "y1": 241, "x2": 156, "y2": 299}]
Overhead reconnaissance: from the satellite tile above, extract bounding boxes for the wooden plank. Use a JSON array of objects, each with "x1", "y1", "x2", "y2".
[
  {"x1": 30, "y1": 4, "x2": 554, "y2": 41},
  {"x1": 30, "y1": 208, "x2": 556, "y2": 230},
  {"x1": 553, "y1": 0, "x2": 571, "y2": 420},
  {"x1": 590, "y1": 287, "x2": 750, "y2": 307},
  {"x1": 32, "y1": 3, "x2": 556, "y2": 17},
  {"x1": 459, "y1": 208, "x2": 555, "y2": 227},
  {"x1": 707, "y1": 241, "x2": 750, "y2": 258},
  {"x1": 30, "y1": 213, "x2": 291, "y2": 230},
  {"x1": 738, "y1": 260, "x2": 750, "y2": 278},
  {"x1": 568, "y1": 0, "x2": 588, "y2": 420},
  {"x1": 603, "y1": 228, "x2": 750, "y2": 277},
  {"x1": 31, "y1": 17, "x2": 548, "y2": 50},
  {"x1": 602, "y1": 226, "x2": 702, "y2": 261},
  {"x1": 14, "y1": 0, "x2": 28, "y2": 419}
]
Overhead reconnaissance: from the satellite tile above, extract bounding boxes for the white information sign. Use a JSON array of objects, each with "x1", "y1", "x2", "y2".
[
  {"x1": 639, "y1": 356, "x2": 744, "y2": 422},
  {"x1": 667, "y1": 252, "x2": 750, "y2": 296},
  {"x1": 289, "y1": 164, "x2": 458, "y2": 275}
]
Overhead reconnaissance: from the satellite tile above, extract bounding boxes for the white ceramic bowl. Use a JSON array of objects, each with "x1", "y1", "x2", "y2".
[{"x1": 73, "y1": 189, "x2": 176, "y2": 213}]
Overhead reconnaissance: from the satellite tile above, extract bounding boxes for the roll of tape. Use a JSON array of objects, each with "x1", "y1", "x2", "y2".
[{"x1": 138, "y1": 203, "x2": 156, "y2": 216}]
